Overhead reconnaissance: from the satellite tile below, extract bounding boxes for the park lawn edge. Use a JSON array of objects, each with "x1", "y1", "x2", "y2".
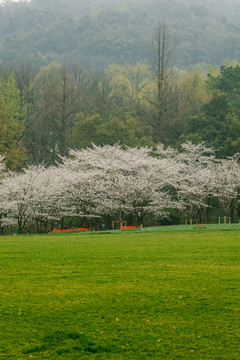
[{"x1": 1, "y1": 223, "x2": 240, "y2": 238}]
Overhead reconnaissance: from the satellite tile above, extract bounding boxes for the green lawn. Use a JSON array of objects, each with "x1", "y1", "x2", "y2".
[{"x1": 0, "y1": 231, "x2": 239, "y2": 359}]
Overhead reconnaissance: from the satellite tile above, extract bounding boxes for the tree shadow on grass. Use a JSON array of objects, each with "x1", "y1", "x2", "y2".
[{"x1": 23, "y1": 330, "x2": 114, "y2": 356}]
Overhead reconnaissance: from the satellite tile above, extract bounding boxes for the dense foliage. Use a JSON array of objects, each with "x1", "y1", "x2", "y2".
[
  {"x1": 0, "y1": 0, "x2": 240, "y2": 68},
  {"x1": 0, "y1": 60, "x2": 240, "y2": 167},
  {"x1": 182, "y1": 64, "x2": 240, "y2": 157}
]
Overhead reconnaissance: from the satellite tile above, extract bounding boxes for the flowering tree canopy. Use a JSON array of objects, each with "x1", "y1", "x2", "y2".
[
  {"x1": 212, "y1": 155, "x2": 240, "y2": 217},
  {"x1": 0, "y1": 155, "x2": 5, "y2": 172},
  {"x1": 0, "y1": 143, "x2": 239, "y2": 233},
  {"x1": 61, "y1": 144, "x2": 181, "y2": 222}
]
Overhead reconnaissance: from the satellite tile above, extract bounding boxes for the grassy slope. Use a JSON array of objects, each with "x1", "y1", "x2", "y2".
[
  {"x1": 0, "y1": 230, "x2": 239, "y2": 359},
  {"x1": 96, "y1": 224, "x2": 240, "y2": 234}
]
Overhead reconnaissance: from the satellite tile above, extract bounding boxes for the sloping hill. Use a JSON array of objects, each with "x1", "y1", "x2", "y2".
[{"x1": 0, "y1": 0, "x2": 240, "y2": 68}]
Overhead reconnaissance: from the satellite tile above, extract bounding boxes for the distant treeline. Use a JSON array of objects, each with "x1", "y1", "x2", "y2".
[
  {"x1": 1, "y1": 59, "x2": 240, "y2": 170},
  {"x1": 0, "y1": 0, "x2": 240, "y2": 68}
]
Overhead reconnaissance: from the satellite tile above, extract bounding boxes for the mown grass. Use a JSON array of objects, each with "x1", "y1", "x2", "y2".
[{"x1": 0, "y1": 230, "x2": 239, "y2": 359}]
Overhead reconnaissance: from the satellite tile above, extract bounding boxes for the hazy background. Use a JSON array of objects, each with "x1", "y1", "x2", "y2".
[
  {"x1": 1, "y1": 0, "x2": 240, "y2": 173},
  {"x1": 0, "y1": 0, "x2": 240, "y2": 68}
]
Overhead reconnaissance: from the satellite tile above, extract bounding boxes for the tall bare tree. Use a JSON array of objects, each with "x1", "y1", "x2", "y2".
[
  {"x1": 30, "y1": 63, "x2": 84, "y2": 164},
  {"x1": 150, "y1": 22, "x2": 176, "y2": 143}
]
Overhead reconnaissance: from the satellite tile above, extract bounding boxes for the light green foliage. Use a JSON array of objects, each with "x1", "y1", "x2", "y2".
[
  {"x1": 177, "y1": 67, "x2": 209, "y2": 117},
  {"x1": 0, "y1": 230, "x2": 239, "y2": 359},
  {"x1": 71, "y1": 112, "x2": 153, "y2": 149},
  {"x1": 2, "y1": 59, "x2": 240, "y2": 163},
  {"x1": 165, "y1": 68, "x2": 209, "y2": 146},
  {"x1": 71, "y1": 63, "x2": 154, "y2": 149},
  {"x1": 105, "y1": 63, "x2": 151, "y2": 111},
  {"x1": 0, "y1": 75, "x2": 28, "y2": 170}
]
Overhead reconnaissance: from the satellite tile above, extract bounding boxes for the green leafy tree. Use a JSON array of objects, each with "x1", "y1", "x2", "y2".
[
  {"x1": 105, "y1": 63, "x2": 151, "y2": 112},
  {"x1": 0, "y1": 75, "x2": 27, "y2": 170},
  {"x1": 71, "y1": 112, "x2": 153, "y2": 149},
  {"x1": 181, "y1": 64, "x2": 240, "y2": 157},
  {"x1": 161, "y1": 67, "x2": 209, "y2": 145}
]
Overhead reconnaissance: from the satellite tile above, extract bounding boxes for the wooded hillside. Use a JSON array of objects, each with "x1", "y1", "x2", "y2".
[{"x1": 0, "y1": 0, "x2": 240, "y2": 68}]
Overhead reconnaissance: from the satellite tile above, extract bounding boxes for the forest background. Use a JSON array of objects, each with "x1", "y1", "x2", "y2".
[{"x1": 1, "y1": 0, "x2": 240, "y2": 228}]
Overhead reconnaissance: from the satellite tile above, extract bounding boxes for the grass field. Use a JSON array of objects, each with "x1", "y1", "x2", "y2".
[{"x1": 0, "y1": 230, "x2": 239, "y2": 359}]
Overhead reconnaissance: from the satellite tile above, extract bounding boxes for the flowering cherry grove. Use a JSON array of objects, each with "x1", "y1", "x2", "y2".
[{"x1": 0, "y1": 143, "x2": 240, "y2": 233}]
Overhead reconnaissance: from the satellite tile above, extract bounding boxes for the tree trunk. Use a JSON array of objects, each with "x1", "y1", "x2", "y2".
[
  {"x1": 128, "y1": 213, "x2": 133, "y2": 226},
  {"x1": 107, "y1": 214, "x2": 111, "y2": 230},
  {"x1": 230, "y1": 200, "x2": 235, "y2": 224},
  {"x1": 150, "y1": 23, "x2": 175, "y2": 143},
  {"x1": 61, "y1": 217, "x2": 64, "y2": 230}
]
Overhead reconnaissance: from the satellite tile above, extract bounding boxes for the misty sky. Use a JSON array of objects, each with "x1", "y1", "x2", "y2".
[
  {"x1": 0, "y1": 0, "x2": 30, "y2": 3},
  {"x1": 0, "y1": 0, "x2": 240, "y2": 6}
]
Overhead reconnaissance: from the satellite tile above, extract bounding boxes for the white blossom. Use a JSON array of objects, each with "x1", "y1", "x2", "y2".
[
  {"x1": 211, "y1": 155, "x2": 240, "y2": 216},
  {"x1": 0, "y1": 143, "x2": 239, "y2": 232}
]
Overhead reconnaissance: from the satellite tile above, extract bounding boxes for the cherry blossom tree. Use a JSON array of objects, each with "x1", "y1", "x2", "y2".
[
  {"x1": 0, "y1": 169, "x2": 38, "y2": 232},
  {"x1": 62, "y1": 144, "x2": 182, "y2": 227},
  {"x1": 169, "y1": 143, "x2": 216, "y2": 224},
  {"x1": 61, "y1": 145, "x2": 153, "y2": 226},
  {"x1": 0, "y1": 155, "x2": 5, "y2": 172},
  {"x1": 27, "y1": 166, "x2": 68, "y2": 232},
  {"x1": 0, "y1": 165, "x2": 66, "y2": 233},
  {"x1": 211, "y1": 155, "x2": 240, "y2": 223},
  {"x1": 1, "y1": 143, "x2": 239, "y2": 233}
]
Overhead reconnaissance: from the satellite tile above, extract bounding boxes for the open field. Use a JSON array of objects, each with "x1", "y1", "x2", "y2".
[{"x1": 0, "y1": 230, "x2": 239, "y2": 359}]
